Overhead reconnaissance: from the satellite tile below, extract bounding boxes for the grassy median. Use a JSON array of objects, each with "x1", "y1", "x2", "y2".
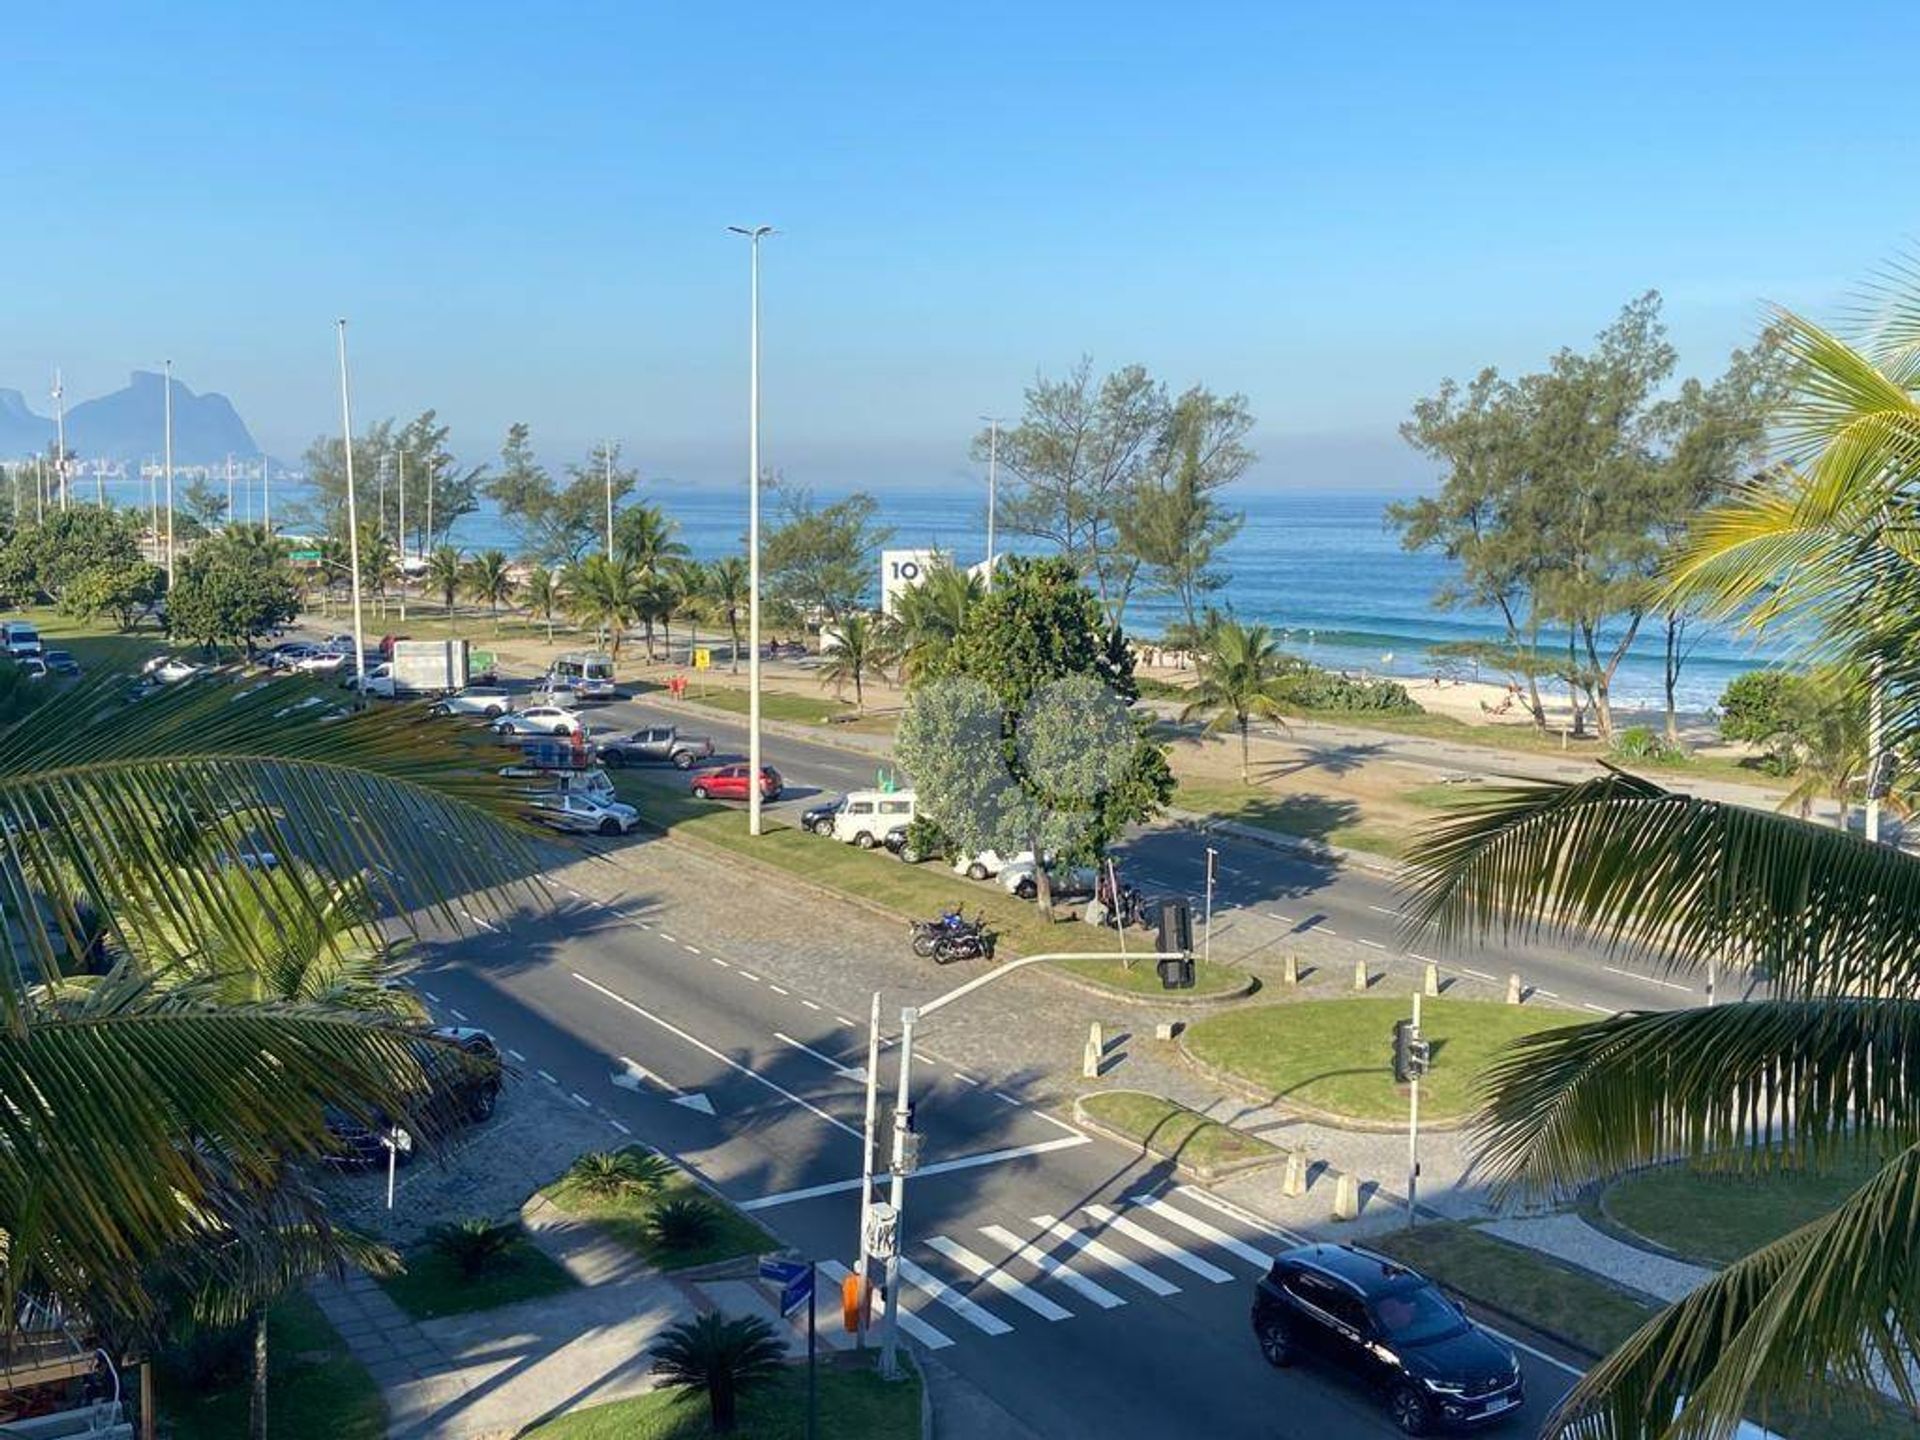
[
  {"x1": 380, "y1": 1228, "x2": 577, "y2": 1321},
  {"x1": 1600, "y1": 1158, "x2": 1881, "y2": 1266},
  {"x1": 522, "y1": 1359, "x2": 919, "y2": 1439},
  {"x1": 541, "y1": 1162, "x2": 776, "y2": 1271},
  {"x1": 1080, "y1": 1091, "x2": 1281, "y2": 1174}
]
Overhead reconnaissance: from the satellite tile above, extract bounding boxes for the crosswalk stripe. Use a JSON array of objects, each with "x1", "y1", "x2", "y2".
[
  {"x1": 1031, "y1": 1215, "x2": 1180, "y2": 1297},
  {"x1": 979, "y1": 1225, "x2": 1125, "y2": 1309},
  {"x1": 925, "y1": 1237, "x2": 1072, "y2": 1321},
  {"x1": 896, "y1": 1258, "x2": 1014, "y2": 1335},
  {"x1": 1128, "y1": 1195, "x2": 1276, "y2": 1271},
  {"x1": 818, "y1": 1260, "x2": 953, "y2": 1350},
  {"x1": 1083, "y1": 1205, "x2": 1233, "y2": 1283}
]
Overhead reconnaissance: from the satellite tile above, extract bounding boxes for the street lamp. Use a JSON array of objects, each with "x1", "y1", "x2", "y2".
[
  {"x1": 336, "y1": 320, "x2": 369, "y2": 698},
  {"x1": 728, "y1": 224, "x2": 775, "y2": 837},
  {"x1": 978, "y1": 415, "x2": 1006, "y2": 590},
  {"x1": 163, "y1": 360, "x2": 175, "y2": 584}
]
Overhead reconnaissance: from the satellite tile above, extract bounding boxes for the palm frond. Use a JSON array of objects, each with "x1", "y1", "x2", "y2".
[
  {"x1": 1544, "y1": 1142, "x2": 1920, "y2": 1440},
  {"x1": 1471, "y1": 1001, "x2": 1920, "y2": 1196},
  {"x1": 1400, "y1": 771, "x2": 1920, "y2": 999}
]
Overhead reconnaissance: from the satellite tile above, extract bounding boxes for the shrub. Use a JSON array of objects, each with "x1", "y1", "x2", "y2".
[
  {"x1": 1276, "y1": 666, "x2": 1422, "y2": 715},
  {"x1": 646, "y1": 1195, "x2": 719, "y2": 1252},
  {"x1": 566, "y1": 1148, "x2": 673, "y2": 1199},
  {"x1": 425, "y1": 1218, "x2": 519, "y2": 1278},
  {"x1": 1612, "y1": 725, "x2": 1687, "y2": 763}
]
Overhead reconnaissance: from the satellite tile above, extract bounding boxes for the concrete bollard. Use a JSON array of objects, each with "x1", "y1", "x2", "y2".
[
  {"x1": 1282, "y1": 1150, "x2": 1309, "y2": 1198},
  {"x1": 1331, "y1": 1171, "x2": 1360, "y2": 1222},
  {"x1": 1506, "y1": 972, "x2": 1523, "y2": 1005},
  {"x1": 1153, "y1": 1020, "x2": 1179, "y2": 1042},
  {"x1": 1353, "y1": 958, "x2": 1369, "y2": 992},
  {"x1": 1424, "y1": 961, "x2": 1441, "y2": 997},
  {"x1": 1083, "y1": 1022, "x2": 1104, "y2": 1078},
  {"x1": 1282, "y1": 953, "x2": 1300, "y2": 987}
]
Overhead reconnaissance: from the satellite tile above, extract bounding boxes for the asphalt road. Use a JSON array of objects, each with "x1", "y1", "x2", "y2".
[{"x1": 402, "y1": 876, "x2": 1581, "y2": 1440}]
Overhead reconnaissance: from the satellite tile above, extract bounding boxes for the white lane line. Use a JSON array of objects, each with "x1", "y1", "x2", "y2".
[
  {"x1": 1603, "y1": 964, "x2": 1692, "y2": 993},
  {"x1": 992, "y1": 1090, "x2": 1022, "y2": 1107},
  {"x1": 682, "y1": 943, "x2": 702, "y2": 955},
  {"x1": 739, "y1": 1136, "x2": 1091, "y2": 1211},
  {"x1": 835, "y1": 1016, "x2": 857, "y2": 1028},
  {"x1": 1319, "y1": 925, "x2": 1338, "y2": 936},
  {"x1": 773, "y1": 1032, "x2": 866, "y2": 1080},
  {"x1": 507, "y1": 1048, "x2": 527, "y2": 1062},
  {"x1": 448, "y1": 1007, "x2": 469, "y2": 1020},
  {"x1": 952, "y1": 1072, "x2": 981, "y2": 1086},
  {"x1": 1583, "y1": 1003, "x2": 1617, "y2": 1015},
  {"x1": 1460, "y1": 966, "x2": 1497, "y2": 982},
  {"x1": 1358, "y1": 938, "x2": 1388, "y2": 951},
  {"x1": 569, "y1": 1091, "x2": 592, "y2": 1108},
  {"x1": 1536, "y1": 988, "x2": 1560, "y2": 998},
  {"x1": 1032, "y1": 1216, "x2": 1179, "y2": 1296},
  {"x1": 1127, "y1": 1195, "x2": 1274, "y2": 1271},
  {"x1": 818, "y1": 1260, "x2": 951, "y2": 1350},
  {"x1": 658, "y1": 932, "x2": 677, "y2": 943},
  {"x1": 422, "y1": 990, "x2": 441, "y2": 1003},
  {"x1": 571, "y1": 972, "x2": 863, "y2": 1139},
  {"x1": 925, "y1": 1237, "x2": 1072, "y2": 1321},
  {"x1": 768, "y1": 984, "x2": 789, "y2": 996},
  {"x1": 1083, "y1": 1205, "x2": 1232, "y2": 1283},
  {"x1": 1368, "y1": 904, "x2": 1401, "y2": 917},
  {"x1": 567, "y1": 888, "x2": 583, "y2": 899},
  {"x1": 1266, "y1": 912, "x2": 1295, "y2": 925},
  {"x1": 537, "y1": 1070, "x2": 558, "y2": 1085},
  {"x1": 1409, "y1": 952, "x2": 1436, "y2": 964},
  {"x1": 801, "y1": 1000, "x2": 821, "y2": 1011},
  {"x1": 710, "y1": 956, "x2": 731, "y2": 968},
  {"x1": 979, "y1": 1225, "x2": 1124, "y2": 1309},
  {"x1": 738, "y1": 971, "x2": 762, "y2": 983},
  {"x1": 607, "y1": 1118, "x2": 632, "y2": 1136},
  {"x1": 896, "y1": 1257, "x2": 1014, "y2": 1335},
  {"x1": 1028, "y1": 1109, "x2": 1087, "y2": 1139}
]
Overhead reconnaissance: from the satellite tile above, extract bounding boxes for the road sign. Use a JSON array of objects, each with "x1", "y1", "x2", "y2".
[
  {"x1": 864, "y1": 1203, "x2": 899, "y2": 1259},
  {"x1": 692, "y1": 647, "x2": 712, "y2": 670},
  {"x1": 290, "y1": 549, "x2": 322, "y2": 562},
  {"x1": 760, "y1": 1256, "x2": 813, "y2": 1317},
  {"x1": 781, "y1": 1267, "x2": 814, "y2": 1319}
]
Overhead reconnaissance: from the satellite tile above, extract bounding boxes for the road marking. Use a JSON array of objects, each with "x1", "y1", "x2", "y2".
[
  {"x1": 569, "y1": 1091, "x2": 592, "y2": 1108},
  {"x1": 925, "y1": 1237, "x2": 1072, "y2": 1321},
  {"x1": 1265, "y1": 912, "x2": 1295, "y2": 925},
  {"x1": 448, "y1": 1007, "x2": 469, "y2": 1020},
  {"x1": 952, "y1": 1072, "x2": 981, "y2": 1086},
  {"x1": 801, "y1": 1000, "x2": 821, "y2": 1011},
  {"x1": 773, "y1": 1032, "x2": 867, "y2": 1082},
  {"x1": 573, "y1": 973, "x2": 860, "y2": 1138},
  {"x1": 1028, "y1": 1109, "x2": 1086, "y2": 1138},
  {"x1": 682, "y1": 943, "x2": 702, "y2": 955},
  {"x1": 992, "y1": 1090, "x2": 1022, "y2": 1107},
  {"x1": 607, "y1": 1118, "x2": 632, "y2": 1136},
  {"x1": 1358, "y1": 938, "x2": 1387, "y2": 951},
  {"x1": 1318, "y1": 925, "x2": 1337, "y2": 936},
  {"x1": 1460, "y1": 966, "x2": 1497, "y2": 982},
  {"x1": 1083, "y1": 1205, "x2": 1232, "y2": 1283},
  {"x1": 896, "y1": 1257, "x2": 1014, "y2": 1335},
  {"x1": 710, "y1": 956, "x2": 731, "y2": 968},
  {"x1": 566, "y1": 888, "x2": 583, "y2": 899},
  {"x1": 507, "y1": 1048, "x2": 526, "y2": 1062},
  {"x1": 1583, "y1": 1002, "x2": 1617, "y2": 1015},
  {"x1": 1031, "y1": 1216, "x2": 1179, "y2": 1296},
  {"x1": 1127, "y1": 1195, "x2": 1274, "y2": 1270},
  {"x1": 738, "y1": 970, "x2": 761, "y2": 983},
  {"x1": 1368, "y1": 904, "x2": 1401, "y2": 917},
  {"x1": 1536, "y1": 988, "x2": 1560, "y2": 998},
  {"x1": 818, "y1": 1260, "x2": 951, "y2": 1350},
  {"x1": 739, "y1": 1136, "x2": 1092, "y2": 1211},
  {"x1": 1409, "y1": 952, "x2": 1436, "y2": 964},
  {"x1": 422, "y1": 990, "x2": 441, "y2": 1003},
  {"x1": 768, "y1": 984, "x2": 789, "y2": 995},
  {"x1": 978, "y1": 1225, "x2": 1124, "y2": 1309},
  {"x1": 835, "y1": 1015, "x2": 857, "y2": 1028},
  {"x1": 658, "y1": 932, "x2": 677, "y2": 943},
  {"x1": 537, "y1": 1070, "x2": 558, "y2": 1085},
  {"x1": 1603, "y1": 964, "x2": 1693, "y2": 993}
]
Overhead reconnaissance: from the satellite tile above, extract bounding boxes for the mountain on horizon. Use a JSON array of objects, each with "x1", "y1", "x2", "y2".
[{"x1": 2, "y1": 372, "x2": 262, "y2": 468}]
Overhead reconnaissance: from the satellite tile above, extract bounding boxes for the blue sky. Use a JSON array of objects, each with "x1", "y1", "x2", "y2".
[{"x1": 5, "y1": 1, "x2": 1914, "y2": 490}]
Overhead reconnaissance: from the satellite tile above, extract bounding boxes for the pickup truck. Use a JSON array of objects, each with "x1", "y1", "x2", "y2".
[{"x1": 594, "y1": 725, "x2": 715, "y2": 770}]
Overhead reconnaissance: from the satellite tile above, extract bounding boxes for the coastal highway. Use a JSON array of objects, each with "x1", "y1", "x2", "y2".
[{"x1": 571, "y1": 690, "x2": 1721, "y2": 1020}]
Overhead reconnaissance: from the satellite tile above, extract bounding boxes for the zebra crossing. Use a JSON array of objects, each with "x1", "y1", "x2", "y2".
[{"x1": 812, "y1": 1186, "x2": 1282, "y2": 1351}]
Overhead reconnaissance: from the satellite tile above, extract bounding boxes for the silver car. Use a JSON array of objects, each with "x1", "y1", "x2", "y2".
[
  {"x1": 429, "y1": 686, "x2": 516, "y2": 718},
  {"x1": 530, "y1": 792, "x2": 640, "y2": 837}
]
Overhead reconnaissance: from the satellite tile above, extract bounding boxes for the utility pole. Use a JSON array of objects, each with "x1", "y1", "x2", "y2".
[
  {"x1": 604, "y1": 439, "x2": 615, "y2": 560},
  {"x1": 978, "y1": 415, "x2": 1004, "y2": 589},
  {"x1": 728, "y1": 224, "x2": 774, "y2": 837},
  {"x1": 397, "y1": 448, "x2": 408, "y2": 621},
  {"x1": 225, "y1": 453, "x2": 234, "y2": 527},
  {"x1": 1203, "y1": 846, "x2": 1217, "y2": 967},
  {"x1": 51, "y1": 369, "x2": 66, "y2": 512},
  {"x1": 262, "y1": 457, "x2": 272, "y2": 535},
  {"x1": 163, "y1": 360, "x2": 175, "y2": 584},
  {"x1": 854, "y1": 990, "x2": 882, "y2": 1350},
  {"x1": 1407, "y1": 989, "x2": 1422, "y2": 1225},
  {"x1": 336, "y1": 321, "x2": 368, "y2": 698}
]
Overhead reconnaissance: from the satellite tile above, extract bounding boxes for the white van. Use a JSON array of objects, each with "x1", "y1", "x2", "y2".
[
  {"x1": 3, "y1": 622, "x2": 43, "y2": 658},
  {"x1": 831, "y1": 789, "x2": 916, "y2": 848}
]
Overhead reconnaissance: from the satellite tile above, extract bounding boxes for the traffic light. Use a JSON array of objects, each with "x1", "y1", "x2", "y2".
[
  {"x1": 1157, "y1": 899, "x2": 1195, "y2": 989},
  {"x1": 1392, "y1": 1019, "x2": 1432, "y2": 1082},
  {"x1": 893, "y1": 1105, "x2": 923, "y2": 1173}
]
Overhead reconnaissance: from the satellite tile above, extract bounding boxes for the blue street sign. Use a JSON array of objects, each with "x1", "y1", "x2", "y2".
[
  {"x1": 781, "y1": 1268, "x2": 814, "y2": 1319},
  {"x1": 759, "y1": 1257, "x2": 809, "y2": 1287}
]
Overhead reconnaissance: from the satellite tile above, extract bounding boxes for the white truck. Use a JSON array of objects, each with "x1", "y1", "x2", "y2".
[{"x1": 353, "y1": 640, "x2": 471, "y2": 698}]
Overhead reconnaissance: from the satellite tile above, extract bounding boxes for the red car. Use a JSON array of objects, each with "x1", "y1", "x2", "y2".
[{"x1": 689, "y1": 764, "x2": 783, "y2": 802}]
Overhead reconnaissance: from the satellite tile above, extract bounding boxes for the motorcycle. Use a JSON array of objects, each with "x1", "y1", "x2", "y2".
[
  {"x1": 910, "y1": 909, "x2": 982, "y2": 958},
  {"x1": 932, "y1": 925, "x2": 995, "y2": 964}
]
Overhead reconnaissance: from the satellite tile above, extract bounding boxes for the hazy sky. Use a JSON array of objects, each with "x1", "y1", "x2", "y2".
[{"x1": 6, "y1": 1, "x2": 1914, "y2": 491}]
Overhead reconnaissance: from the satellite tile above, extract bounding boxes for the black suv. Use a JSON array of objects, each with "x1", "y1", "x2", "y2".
[
  {"x1": 326, "y1": 1026, "x2": 504, "y2": 1166},
  {"x1": 1250, "y1": 1243, "x2": 1522, "y2": 1434}
]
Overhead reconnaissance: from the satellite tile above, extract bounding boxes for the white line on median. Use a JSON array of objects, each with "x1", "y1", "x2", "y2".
[
  {"x1": 682, "y1": 944, "x2": 701, "y2": 955},
  {"x1": 1583, "y1": 1003, "x2": 1617, "y2": 1015},
  {"x1": 1460, "y1": 966, "x2": 1496, "y2": 981},
  {"x1": 658, "y1": 932, "x2": 677, "y2": 943},
  {"x1": 448, "y1": 1007, "x2": 469, "y2": 1020},
  {"x1": 571, "y1": 972, "x2": 862, "y2": 1139}
]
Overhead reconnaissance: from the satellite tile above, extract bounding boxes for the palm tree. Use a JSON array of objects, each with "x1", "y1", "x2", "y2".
[
  {"x1": 662, "y1": 557, "x2": 705, "y2": 663},
  {"x1": 614, "y1": 501, "x2": 689, "y2": 577},
  {"x1": 526, "y1": 564, "x2": 560, "y2": 644},
  {"x1": 892, "y1": 561, "x2": 983, "y2": 683},
  {"x1": 648, "y1": 1311, "x2": 787, "y2": 1433},
  {"x1": 463, "y1": 549, "x2": 516, "y2": 634},
  {"x1": 703, "y1": 556, "x2": 749, "y2": 675},
  {"x1": 425, "y1": 545, "x2": 463, "y2": 616},
  {"x1": 820, "y1": 612, "x2": 892, "y2": 711},
  {"x1": 1178, "y1": 619, "x2": 1292, "y2": 783},
  {"x1": 0, "y1": 672, "x2": 536, "y2": 1335},
  {"x1": 1401, "y1": 269, "x2": 1920, "y2": 1440},
  {"x1": 565, "y1": 553, "x2": 642, "y2": 660}
]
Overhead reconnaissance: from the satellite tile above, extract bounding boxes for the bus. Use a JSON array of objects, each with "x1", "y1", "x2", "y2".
[{"x1": 549, "y1": 650, "x2": 616, "y2": 700}]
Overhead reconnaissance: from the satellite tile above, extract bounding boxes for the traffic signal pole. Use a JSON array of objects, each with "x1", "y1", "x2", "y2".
[{"x1": 1406, "y1": 989, "x2": 1422, "y2": 1227}]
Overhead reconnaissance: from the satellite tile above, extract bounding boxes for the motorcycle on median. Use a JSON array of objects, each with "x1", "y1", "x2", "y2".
[{"x1": 909, "y1": 908, "x2": 994, "y2": 963}]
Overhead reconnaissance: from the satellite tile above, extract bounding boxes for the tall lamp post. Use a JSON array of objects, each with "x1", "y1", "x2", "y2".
[
  {"x1": 604, "y1": 438, "x2": 616, "y2": 560},
  {"x1": 51, "y1": 369, "x2": 67, "y2": 512},
  {"x1": 728, "y1": 224, "x2": 774, "y2": 837},
  {"x1": 336, "y1": 321, "x2": 368, "y2": 698},
  {"x1": 978, "y1": 415, "x2": 1005, "y2": 589},
  {"x1": 163, "y1": 360, "x2": 175, "y2": 584}
]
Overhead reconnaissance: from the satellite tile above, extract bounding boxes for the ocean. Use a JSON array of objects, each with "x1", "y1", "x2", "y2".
[{"x1": 288, "y1": 479, "x2": 1780, "y2": 714}]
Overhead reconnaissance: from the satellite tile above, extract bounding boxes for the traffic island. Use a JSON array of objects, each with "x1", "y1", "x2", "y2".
[
  {"x1": 1073, "y1": 1090, "x2": 1285, "y2": 1182},
  {"x1": 379, "y1": 1221, "x2": 578, "y2": 1321},
  {"x1": 538, "y1": 1147, "x2": 777, "y2": 1272},
  {"x1": 1179, "y1": 996, "x2": 1582, "y2": 1130}
]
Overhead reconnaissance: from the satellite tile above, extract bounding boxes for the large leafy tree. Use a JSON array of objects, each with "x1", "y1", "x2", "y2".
[
  {"x1": 60, "y1": 556, "x2": 166, "y2": 631},
  {"x1": 6, "y1": 504, "x2": 148, "y2": 604},
  {"x1": 300, "y1": 412, "x2": 482, "y2": 547},
  {"x1": 167, "y1": 525, "x2": 301, "y2": 656},
  {"x1": 1402, "y1": 265, "x2": 1920, "y2": 1440},
  {"x1": 1179, "y1": 620, "x2": 1292, "y2": 783},
  {"x1": 486, "y1": 427, "x2": 637, "y2": 565},
  {"x1": 762, "y1": 489, "x2": 891, "y2": 621}
]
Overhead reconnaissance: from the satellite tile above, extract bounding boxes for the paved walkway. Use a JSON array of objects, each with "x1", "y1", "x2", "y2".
[
  {"x1": 1481, "y1": 1213, "x2": 1714, "y2": 1303},
  {"x1": 312, "y1": 1196, "x2": 697, "y2": 1439}
]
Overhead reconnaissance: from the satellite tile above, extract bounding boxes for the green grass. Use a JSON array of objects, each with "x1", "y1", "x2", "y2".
[
  {"x1": 1601, "y1": 1158, "x2": 1880, "y2": 1266},
  {"x1": 521, "y1": 1358, "x2": 919, "y2": 1438},
  {"x1": 1051, "y1": 952, "x2": 1249, "y2": 998},
  {"x1": 541, "y1": 1166, "x2": 776, "y2": 1271},
  {"x1": 629, "y1": 677, "x2": 854, "y2": 725},
  {"x1": 1182, "y1": 997, "x2": 1581, "y2": 1123},
  {"x1": 380, "y1": 1230, "x2": 577, "y2": 1320},
  {"x1": 1174, "y1": 780, "x2": 1413, "y2": 859},
  {"x1": 16, "y1": 608, "x2": 168, "y2": 675},
  {"x1": 1080, "y1": 1091, "x2": 1280, "y2": 1172},
  {"x1": 156, "y1": 1292, "x2": 386, "y2": 1440}
]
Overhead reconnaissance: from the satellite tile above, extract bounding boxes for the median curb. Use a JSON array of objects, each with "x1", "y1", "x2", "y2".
[
  {"x1": 1174, "y1": 1033, "x2": 1472, "y2": 1135},
  {"x1": 1071, "y1": 1091, "x2": 1286, "y2": 1183},
  {"x1": 1044, "y1": 962, "x2": 1259, "y2": 1008}
]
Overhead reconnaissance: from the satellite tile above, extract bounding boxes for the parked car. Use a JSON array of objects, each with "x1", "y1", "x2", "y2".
[
  {"x1": 688, "y1": 764, "x2": 783, "y2": 802},
  {"x1": 428, "y1": 686, "x2": 515, "y2": 718},
  {"x1": 41, "y1": 649, "x2": 80, "y2": 676},
  {"x1": 141, "y1": 654, "x2": 202, "y2": 684},
  {"x1": 320, "y1": 633, "x2": 358, "y2": 655},
  {"x1": 801, "y1": 797, "x2": 843, "y2": 834},
  {"x1": 293, "y1": 651, "x2": 348, "y2": 675},
  {"x1": 535, "y1": 684, "x2": 585, "y2": 709},
  {"x1": 264, "y1": 641, "x2": 318, "y2": 668},
  {"x1": 1251, "y1": 1242, "x2": 1523, "y2": 1435},
  {"x1": 529, "y1": 791, "x2": 641, "y2": 836},
  {"x1": 493, "y1": 706, "x2": 583, "y2": 737},
  {"x1": 953, "y1": 849, "x2": 1025, "y2": 882},
  {"x1": 1, "y1": 621, "x2": 44, "y2": 658},
  {"x1": 15, "y1": 656, "x2": 46, "y2": 681},
  {"x1": 880, "y1": 824, "x2": 931, "y2": 863},
  {"x1": 326, "y1": 1026, "x2": 504, "y2": 1166},
  {"x1": 1000, "y1": 858, "x2": 1098, "y2": 901},
  {"x1": 595, "y1": 726, "x2": 715, "y2": 770},
  {"x1": 829, "y1": 789, "x2": 915, "y2": 847}
]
